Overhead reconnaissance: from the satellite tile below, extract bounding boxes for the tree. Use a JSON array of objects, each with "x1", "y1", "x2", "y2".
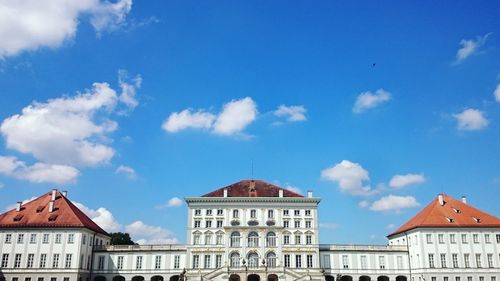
[{"x1": 109, "y1": 232, "x2": 136, "y2": 245}]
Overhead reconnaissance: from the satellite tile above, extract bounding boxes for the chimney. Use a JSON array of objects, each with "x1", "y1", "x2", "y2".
[
  {"x1": 438, "y1": 194, "x2": 444, "y2": 206},
  {"x1": 51, "y1": 189, "x2": 57, "y2": 201},
  {"x1": 307, "y1": 190, "x2": 313, "y2": 198},
  {"x1": 49, "y1": 201, "x2": 54, "y2": 213},
  {"x1": 62, "y1": 190, "x2": 68, "y2": 198},
  {"x1": 223, "y1": 189, "x2": 228, "y2": 197},
  {"x1": 279, "y1": 189, "x2": 283, "y2": 197},
  {"x1": 461, "y1": 196, "x2": 467, "y2": 204},
  {"x1": 16, "y1": 201, "x2": 22, "y2": 212}
]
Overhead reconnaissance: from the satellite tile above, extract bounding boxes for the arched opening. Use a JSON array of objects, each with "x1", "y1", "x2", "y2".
[
  {"x1": 360, "y1": 276, "x2": 371, "y2": 281},
  {"x1": 248, "y1": 274, "x2": 260, "y2": 281},
  {"x1": 230, "y1": 252, "x2": 240, "y2": 268},
  {"x1": 266, "y1": 232, "x2": 276, "y2": 246},
  {"x1": 94, "y1": 277, "x2": 106, "y2": 281},
  {"x1": 229, "y1": 274, "x2": 241, "y2": 281},
  {"x1": 231, "y1": 231, "x2": 241, "y2": 247},
  {"x1": 132, "y1": 277, "x2": 145, "y2": 281},
  {"x1": 113, "y1": 277, "x2": 125, "y2": 281},
  {"x1": 248, "y1": 252, "x2": 259, "y2": 268},
  {"x1": 268, "y1": 275, "x2": 278, "y2": 281},
  {"x1": 170, "y1": 276, "x2": 180, "y2": 281},
  {"x1": 266, "y1": 252, "x2": 276, "y2": 268},
  {"x1": 0, "y1": 278, "x2": 6, "y2": 281},
  {"x1": 340, "y1": 276, "x2": 353, "y2": 281},
  {"x1": 377, "y1": 277, "x2": 389, "y2": 281},
  {"x1": 325, "y1": 276, "x2": 334, "y2": 281},
  {"x1": 396, "y1": 277, "x2": 407, "y2": 281},
  {"x1": 248, "y1": 232, "x2": 259, "y2": 247},
  {"x1": 151, "y1": 276, "x2": 164, "y2": 281}
]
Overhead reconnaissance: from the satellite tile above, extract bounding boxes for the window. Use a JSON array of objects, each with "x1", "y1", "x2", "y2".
[
  {"x1": 216, "y1": 234, "x2": 223, "y2": 245},
  {"x1": 267, "y1": 252, "x2": 277, "y2": 268},
  {"x1": 217, "y1": 220, "x2": 223, "y2": 228},
  {"x1": 487, "y1": 254, "x2": 493, "y2": 268},
  {"x1": 476, "y1": 254, "x2": 482, "y2": 268},
  {"x1": 194, "y1": 209, "x2": 201, "y2": 216},
  {"x1": 428, "y1": 254, "x2": 435, "y2": 268},
  {"x1": 17, "y1": 234, "x2": 24, "y2": 244},
  {"x1": 473, "y1": 234, "x2": 479, "y2": 243},
  {"x1": 174, "y1": 255, "x2": 180, "y2": 269},
  {"x1": 397, "y1": 256, "x2": 403, "y2": 269},
  {"x1": 117, "y1": 256, "x2": 124, "y2": 269},
  {"x1": 479, "y1": 278, "x2": 484, "y2": 281},
  {"x1": 342, "y1": 255, "x2": 349, "y2": 269},
  {"x1": 305, "y1": 221, "x2": 312, "y2": 228},
  {"x1": 193, "y1": 234, "x2": 201, "y2": 245},
  {"x1": 485, "y1": 234, "x2": 491, "y2": 243},
  {"x1": 65, "y1": 254, "x2": 72, "y2": 268},
  {"x1": 461, "y1": 234, "x2": 468, "y2": 244},
  {"x1": 192, "y1": 255, "x2": 200, "y2": 269},
  {"x1": 492, "y1": 277, "x2": 496, "y2": 281},
  {"x1": 295, "y1": 255, "x2": 302, "y2": 268},
  {"x1": 379, "y1": 256, "x2": 386, "y2": 269},
  {"x1": 267, "y1": 232, "x2": 276, "y2": 246},
  {"x1": 250, "y1": 209, "x2": 257, "y2": 218},
  {"x1": 40, "y1": 254, "x2": 47, "y2": 268},
  {"x1": 230, "y1": 232, "x2": 240, "y2": 247},
  {"x1": 194, "y1": 220, "x2": 201, "y2": 228},
  {"x1": 294, "y1": 220, "x2": 301, "y2": 228},
  {"x1": 5, "y1": 233, "x2": 12, "y2": 243},
  {"x1": 27, "y1": 253, "x2": 34, "y2": 268},
  {"x1": 464, "y1": 254, "x2": 470, "y2": 268},
  {"x1": 206, "y1": 209, "x2": 212, "y2": 216},
  {"x1": 98, "y1": 256, "x2": 105, "y2": 270},
  {"x1": 295, "y1": 235, "x2": 301, "y2": 245},
  {"x1": 30, "y1": 234, "x2": 37, "y2": 244},
  {"x1": 283, "y1": 221, "x2": 289, "y2": 228},
  {"x1": 13, "y1": 254, "x2": 21, "y2": 268},
  {"x1": 452, "y1": 254, "x2": 458, "y2": 268},
  {"x1": 248, "y1": 232, "x2": 259, "y2": 247},
  {"x1": 204, "y1": 255, "x2": 211, "y2": 268},
  {"x1": 37, "y1": 278, "x2": 43, "y2": 281},
  {"x1": 467, "y1": 277, "x2": 472, "y2": 281},
  {"x1": 306, "y1": 235, "x2": 312, "y2": 245},
  {"x1": 440, "y1": 254, "x2": 446, "y2": 268},
  {"x1": 307, "y1": 255, "x2": 313, "y2": 268},
  {"x1": 426, "y1": 234, "x2": 433, "y2": 244},
  {"x1": 450, "y1": 234, "x2": 456, "y2": 243},
  {"x1": 305, "y1": 210, "x2": 311, "y2": 216},
  {"x1": 205, "y1": 220, "x2": 212, "y2": 228},
  {"x1": 215, "y1": 254, "x2": 222, "y2": 268},
  {"x1": 361, "y1": 255, "x2": 367, "y2": 269},
  {"x1": 230, "y1": 253, "x2": 240, "y2": 268},
  {"x1": 205, "y1": 233, "x2": 212, "y2": 245},
  {"x1": 136, "y1": 256, "x2": 143, "y2": 269},
  {"x1": 323, "y1": 255, "x2": 331, "y2": 268},
  {"x1": 233, "y1": 209, "x2": 239, "y2": 218},
  {"x1": 41, "y1": 233, "x2": 49, "y2": 244},
  {"x1": 284, "y1": 254, "x2": 290, "y2": 267},
  {"x1": 55, "y1": 234, "x2": 62, "y2": 244},
  {"x1": 496, "y1": 234, "x2": 500, "y2": 243},
  {"x1": 456, "y1": 278, "x2": 460, "y2": 281},
  {"x1": 294, "y1": 210, "x2": 300, "y2": 216},
  {"x1": 68, "y1": 234, "x2": 74, "y2": 244},
  {"x1": 1, "y1": 254, "x2": 8, "y2": 268},
  {"x1": 284, "y1": 235, "x2": 290, "y2": 245},
  {"x1": 283, "y1": 210, "x2": 289, "y2": 216},
  {"x1": 268, "y1": 210, "x2": 274, "y2": 218},
  {"x1": 438, "y1": 234, "x2": 444, "y2": 244},
  {"x1": 217, "y1": 209, "x2": 223, "y2": 216},
  {"x1": 155, "y1": 255, "x2": 162, "y2": 269},
  {"x1": 53, "y1": 254, "x2": 60, "y2": 268},
  {"x1": 82, "y1": 234, "x2": 86, "y2": 245}
]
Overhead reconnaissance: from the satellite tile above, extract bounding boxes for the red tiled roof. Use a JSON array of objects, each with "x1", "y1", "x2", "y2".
[
  {"x1": 0, "y1": 190, "x2": 108, "y2": 236},
  {"x1": 388, "y1": 194, "x2": 500, "y2": 237},
  {"x1": 202, "y1": 180, "x2": 304, "y2": 198}
]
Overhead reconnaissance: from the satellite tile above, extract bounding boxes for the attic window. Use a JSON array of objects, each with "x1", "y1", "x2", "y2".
[
  {"x1": 446, "y1": 217, "x2": 454, "y2": 223},
  {"x1": 452, "y1": 208, "x2": 461, "y2": 213},
  {"x1": 48, "y1": 214, "x2": 58, "y2": 222},
  {"x1": 13, "y1": 214, "x2": 23, "y2": 222},
  {"x1": 473, "y1": 217, "x2": 481, "y2": 223},
  {"x1": 36, "y1": 206, "x2": 45, "y2": 213}
]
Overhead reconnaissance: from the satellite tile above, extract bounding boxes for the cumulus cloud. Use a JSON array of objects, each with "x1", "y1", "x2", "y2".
[
  {"x1": 0, "y1": 155, "x2": 79, "y2": 184},
  {"x1": 455, "y1": 33, "x2": 492, "y2": 64},
  {"x1": 157, "y1": 197, "x2": 183, "y2": 208},
  {"x1": 125, "y1": 220, "x2": 178, "y2": 244},
  {"x1": 321, "y1": 160, "x2": 373, "y2": 196},
  {"x1": 117, "y1": 69, "x2": 142, "y2": 112},
  {"x1": 369, "y1": 195, "x2": 420, "y2": 212},
  {"x1": 0, "y1": 0, "x2": 133, "y2": 58},
  {"x1": 162, "y1": 97, "x2": 257, "y2": 136},
  {"x1": 389, "y1": 173, "x2": 426, "y2": 189},
  {"x1": 319, "y1": 223, "x2": 340, "y2": 229},
  {"x1": 73, "y1": 202, "x2": 122, "y2": 232},
  {"x1": 115, "y1": 165, "x2": 137, "y2": 179},
  {"x1": 494, "y1": 83, "x2": 500, "y2": 102},
  {"x1": 274, "y1": 105, "x2": 307, "y2": 122},
  {"x1": 453, "y1": 108, "x2": 488, "y2": 131},
  {"x1": 353, "y1": 89, "x2": 391, "y2": 113},
  {"x1": 358, "y1": 200, "x2": 370, "y2": 208},
  {"x1": 285, "y1": 185, "x2": 302, "y2": 195}
]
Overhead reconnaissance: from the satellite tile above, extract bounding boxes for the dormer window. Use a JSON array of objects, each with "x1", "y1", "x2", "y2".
[
  {"x1": 13, "y1": 214, "x2": 23, "y2": 222},
  {"x1": 36, "y1": 206, "x2": 45, "y2": 213},
  {"x1": 446, "y1": 217, "x2": 454, "y2": 223},
  {"x1": 48, "y1": 214, "x2": 58, "y2": 222},
  {"x1": 452, "y1": 208, "x2": 461, "y2": 213},
  {"x1": 473, "y1": 217, "x2": 481, "y2": 223}
]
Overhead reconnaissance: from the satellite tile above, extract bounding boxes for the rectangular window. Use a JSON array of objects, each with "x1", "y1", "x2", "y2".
[
  {"x1": 250, "y1": 209, "x2": 256, "y2": 218},
  {"x1": 1, "y1": 254, "x2": 9, "y2": 268},
  {"x1": 194, "y1": 221, "x2": 201, "y2": 228},
  {"x1": 217, "y1": 209, "x2": 223, "y2": 216},
  {"x1": 82, "y1": 234, "x2": 86, "y2": 245},
  {"x1": 294, "y1": 210, "x2": 300, "y2": 216},
  {"x1": 53, "y1": 254, "x2": 60, "y2": 268},
  {"x1": 379, "y1": 256, "x2": 386, "y2": 269},
  {"x1": 117, "y1": 256, "x2": 124, "y2": 269},
  {"x1": 204, "y1": 255, "x2": 211, "y2": 268},
  {"x1": 194, "y1": 209, "x2": 201, "y2": 216},
  {"x1": 268, "y1": 210, "x2": 274, "y2": 218},
  {"x1": 467, "y1": 277, "x2": 472, "y2": 281},
  {"x1": 283, "y1": 221, "x2": 289, "y2": 228},
  {"x1": 98, "y1": 256, "x2": 105, "y2": 270},
  {"x1": 14, "y1": 254, "x2": 21, "y2": 268},
  {"x1": 323, "y1": 255, "x2": 331, "y2": 268},
  {"x1": 68, "y1": 234, "x2": 74, "y2": 244},
  {"x1": 233, "y1": 210, "x2": 239, "y2": 218},
  {"x1": 426, "y1": 234, "x2": 432, "y2": 244},
  {"x1": 485, "y1": 234, "x2": 491, "y2": 243},
  {"x1": 305, "y1": 221, "x2": 312, "y2": 228},
  {"x1": 492, "y1": 277, "x2": 496, "y2": 281},
  {"x1": 496, "y1": 234, "x2": 500, "y2": 243},
  {"x1": 450, "y1": 234, "x2": 456, "y2": 243},
  {"x1": 27, "y1": 253, "x2": 34, "y2": 268},
  {"x1": 30, "y1": 234, "x2": 37, "y2": 244},
  {"x1": 206, "y1": 209, "x2": 212, "y2": 216},
  {"x1": 5, "y1": 233, "x2": 12, "y2": 243},
  {"x1": 40, "y1": 254, "x2": 47, "y2": 268},
  {"x1": 361, "y1": 256, "x2": 367, "y2": 269},
  {"x1": 205, "y1": 220, "x2": 212, "y2": 228},
  {"x1": 461, "y1": 234, "x2": 468, "y2": 244},
  {"x1": 283, "y1": 210, "x2": 289, "y2": 216},
  {"x1": 452, "y1": 254, "x2": 458, "y2": 268},
  {"x1": 55, "y1": 234, "x2": 62, "y2": 244},
  {"x1": 65, "y1": 254, "x2": 72, "y2": 268},
  {"x1": 193, "y1": 234, "x2": 200, "y2": 245},
  {"x1": 216, "y1": 234, "x2": 223, "y2": 245},
  {"x1": 476, "y1": 254, "x2": 482, "y2": 268},
  {"x1": 464, "y1": 254, "x2": 470, "y2": 268},
  {"x1": 216, "y1": 254, "x2": 222, "y2": 268},
  {"x1": 217, "y1": 220, "x2": 223, "y2": 228},
  {"x1": 397, "y1": 256, "x2": 403, "y2": 269},
  {"x1": 342, "y1": 255, "x2": 349, "y2": 269},
  {"x1": 306, "y1": 235, "x2": 312, "y2": 245},
  {"x1": 438, "y1": 234, "x2": 444, "y2": 244},
  {"x1": 136, "y1": 256, "x2": 143, "y2": 269},
  {"x1": 440, "y1": 254, "x2": 446, "y2": 268},
  {"x1": 174, "y1": 255, "x2": 180, "y2": 269},
  {"x1": 284, "y1": 235, "x2": 290, "y2": 245},
  {"x1": 305, "y1": 210, "x2": 311, "y2": 216},
  {"x1": 487, "y1": 254, "x2": 493, "y2": 268},
  {"x1": 307, "y1": 255, "x2": 313, "y2": 268},
  {"x1": 428, "y1": 254, "x2": 435, "y2": 268},
  {"x1": 294, "y1": 221, "x2": 301, "y2": 228},
  {"x1": 17, "y1": 234, "x2": 24, "y2": 244},
  {"x1": 192, "y1": 255, "x2": 199, "y2": 269},
  {"x1": 284, "y1": 254, "x2": 290, "y2": 267},
  {"x1": 473, "y1": 234, "x2": 479, "y2": 243},
  {"x1": 155, "y1": 255, "x2": 162, "y2": 269},
  {"x1": 42, "y1": 233, "x2": 49, "y2": 243},
  {"x1": 295, "y1": 255, "x2": 302, "y2": 268}
]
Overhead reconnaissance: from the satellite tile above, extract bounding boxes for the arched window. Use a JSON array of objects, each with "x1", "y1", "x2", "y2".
[
  {"x1": 230, "y1": 252, "x2": 240, "y2": 268},
  {"x1": 233, "y1": 209, "x2": 239, "y2": 218},
  {"x1": 266, "y1": 252, "x2": 276, "y2": 268},
  {"x1": 266, "y1": 232, "x2": 276, "y2": 247},
  {"x1": 231, "y1": 232, "x2": 241, "y2": 247},
  {"x1": 248, "y1": 232, "x2": 259, "y2": 247},
  {"x1": 248, "y1": 252, "x2": 259, "y2": 268}
]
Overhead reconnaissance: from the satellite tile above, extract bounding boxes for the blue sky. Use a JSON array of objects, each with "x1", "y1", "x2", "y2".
[{"x1": 0, "y1": 0, "x2": 499, "y2": 244}]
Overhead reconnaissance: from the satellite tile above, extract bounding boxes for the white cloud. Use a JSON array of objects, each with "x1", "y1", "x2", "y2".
[
  {"x1": 125, "y1": 220, "x2": 178, "y2": 244},
  {"x1": 353, "y1": 89, "x2": 391, "y2": 113},
  {"x1": 162, "y1": 109, "x2": 215, "y2": 133},
  {"x1": 494, "y1": 83, "x2": 500, "y2": 102},
  {"x1": 73, "y1": 201, "x2": 122, "y2": 233},
  {"x1": 386, "y1": 223, "x2": 396, "y2": 230},
  {"x1": 117, "y1": 69, "x2": 142, "y2": 112},
  {"x1": 389, "y1": 173, "x2": 426, "y2": 189},
  {"x1": 0, "y1": 0, "x2": 133, "y2": 58},
  {"x1": 321, "y1": 160, "x2": 373, "y2": 196},
  {"x1": 213, "y1": 97, "x2": 257, "y2": 135},
  {"x1": 5, "y1": 196, "x2": 37, "y2": 211},
  {"x1": 158, "y1": 197, "x2": 183, "y2": 208},
  {"x1": 319, "y1": 223, "x2": 340, "y2": 229},
  {"x1": 455, "y1": 33, "x2": 492, "y2": 63},
  {"x1": 0, "y1": 155, "x2": 79, "y2": 184},
  {"x1": 115, "y1": 165, "x2": 137, "y2": 179},
  {"x1": 369, "y1": 195, "x2": 420, "y2": 212},
  {"x1": 274, "y1": 105, "x2": 307, "y2": 122},
  {"x1": 358, "y1": 200, "x2": 370, "y2": 208},
  {"x1": 285, "y1": 185, "x2": 302, "y2": 195},
  {"x1": 453, "y1": 108, "x2": 488, "y2": 131}
]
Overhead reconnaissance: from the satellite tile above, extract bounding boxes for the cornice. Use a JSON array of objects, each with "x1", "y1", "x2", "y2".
[{"x1": 185, "y1": 197, "x2": 321, "y2": 204}]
